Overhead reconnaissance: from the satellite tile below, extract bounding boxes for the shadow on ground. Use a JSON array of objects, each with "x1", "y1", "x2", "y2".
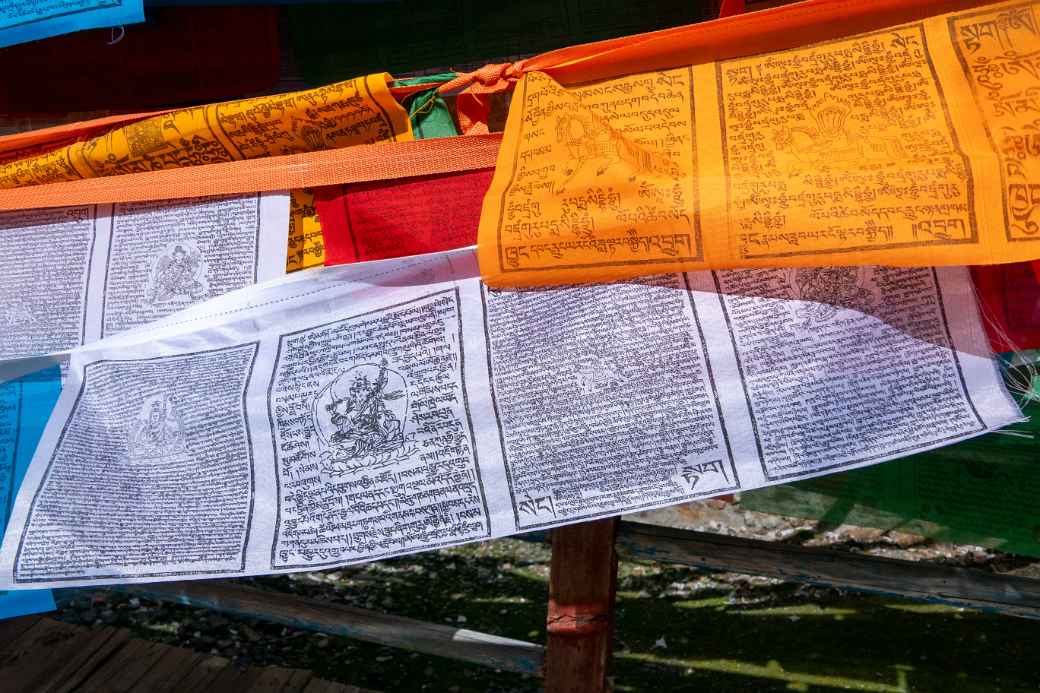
[{"x1": 54, "y1": 537, "x2": 1040, "y2": 692}]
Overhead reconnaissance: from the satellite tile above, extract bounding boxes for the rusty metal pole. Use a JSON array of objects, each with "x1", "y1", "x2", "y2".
[{"x1": 543, "y1": 517, "x2": 620, "y2": 693}]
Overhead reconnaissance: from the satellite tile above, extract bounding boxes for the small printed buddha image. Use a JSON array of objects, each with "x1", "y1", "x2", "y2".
[
  {"x1": 0, "y1": 301, "x2": 35, "y2": 330},
  {"x1": 147, "y1": 241, "x2": 208, "y2": 304},
  {"x1": 312, "y1": 359, "x2": 416, "y2": 477},
  {"x1": 129, "y1": 393, "x2": 187, "y2": 461}
]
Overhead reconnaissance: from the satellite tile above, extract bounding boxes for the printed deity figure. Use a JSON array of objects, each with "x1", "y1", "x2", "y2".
[
  {"x1": 130, "y1": 394, "x2": 185, "y2": 460},
  {"x1": 149, "y1": 244, "x2": 206, "y2": 304},
  {"x1": 0, "y1": 302, "x2": 35, "y2": 329},
  {"x1": 326, "y1": 362, "x2": 404, "y2": 460},
  {"x1": 793, "y1": 267, "x2": 875, "y2": 326}
]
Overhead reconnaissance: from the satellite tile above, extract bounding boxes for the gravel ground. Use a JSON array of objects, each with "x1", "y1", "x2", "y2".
[{"x1": 51, "y1": 501, "x2": 1040, "y2": 692}]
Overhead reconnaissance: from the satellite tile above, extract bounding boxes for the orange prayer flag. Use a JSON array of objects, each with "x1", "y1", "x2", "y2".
[
  {"x1": 478, "y1": 0, "x2": 1040, "y2": 286},
  {"x1": 0, "y1": 73, "x2": 412, "y2": 272}
]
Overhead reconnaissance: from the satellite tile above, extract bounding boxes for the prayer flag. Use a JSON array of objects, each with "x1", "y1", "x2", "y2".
[
  {"x1": 0, "y1": 366, "x2": 59, "y2": 619},
  {"x1": 317, "y1": 168, "x2": 493, "y2": 265},
  {"x1": 0, "y1": 253, "x2": 1022, "y2": 587},
  {"x1": 477, "y1": 0, "x2": 1040, "y2": 286},
  {"x1": 0, "y1": 0, "x2": 143, "y2": 49},
  {"x1": 972, "y1": 262, "x2": 1040, "y2": 351},
  {"x1": 0, "y1": 74, "x2": 412, "y2": 272}
]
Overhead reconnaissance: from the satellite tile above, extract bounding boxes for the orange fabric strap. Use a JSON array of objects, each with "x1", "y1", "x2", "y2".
[
  {"x1": 0, "y1": 134, "x2": 502, "y2": 210},
  {"x1": 0, "y1": 111, "x2": 160, "y2": 163}
]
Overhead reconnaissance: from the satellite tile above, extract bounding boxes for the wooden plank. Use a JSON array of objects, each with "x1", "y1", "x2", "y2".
[
  {"x1": 301, "y1": 680, "x2": 337, "y2": 693},
  {"x1": 0, "y1": 615, "x2": 372, "y2": 693},
  {"x1": 207, "y1": 660, "x2": 262, "y2": 693},
  {"x1": 284, "y1": 669, "x2": 317, "y2": 692},
  {"x1": 96, "y1": 581, "x2": 543, "y2": 676},
  {"x1": 126, "y1": 645, "x2": 207, "y2": 693},
  {"x1": 41, "y1": 625, "x2": 132, "y2": 693},
  {"x1": 0, "y1": 614, "x2": 43, "y2": 652},
  {"x1": 78, "y1": 638, "x2": 169, "y2": 692},
  {"x1": 0, "y1": 618, "x2": 83, "y2": 691},
  {"x1": 175, "y1": 654, "x2": 233, "y2": 693},
  {"x1": 617, "y1": 520, "x2": 1040, "y2": 618},
  {"x1": 247, "y1": 666, "x2": 312, "y2": 692},
  {"x1": 0, "y1": 616, "x2": 77, "y2": 657},
  {"x1": 302, "y1": 679, "x2": 380, "y2": 693},
  {"x1": 544, "y1": 518, "x2": 619, "y2": 693}
]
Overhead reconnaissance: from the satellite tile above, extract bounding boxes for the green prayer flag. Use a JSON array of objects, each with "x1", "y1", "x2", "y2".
[{"x1": 396, "y1": 74, "x2": 461, "y2": 140}]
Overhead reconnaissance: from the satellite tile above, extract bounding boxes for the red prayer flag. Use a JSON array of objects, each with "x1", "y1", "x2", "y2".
[
  {"x1": 971, "y1": 262, "x2": 1040, "y2": 353},
  {"x1": 0, "y1": 8, "x2": 280, "y2": 116},
  {"x1": 316, "y1": 168, "x2": 494, "y2": 266},
  {"x1": 718, "y1": 0, "x2": 747, "y2": 18}
]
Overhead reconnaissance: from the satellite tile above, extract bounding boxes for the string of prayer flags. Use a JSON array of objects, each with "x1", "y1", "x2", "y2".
[
  {"x1": 0, "y1": 0, "x2": 143, "y2": 49},
  {"x1": 477, "y1": 0, "x2": 1040, "y2": 286},
  {"x1": 1, "y1": 0, "x2": 1036, "y2": 594},
  {"x1": 0, "y1": 194, "x2": 289, "y2": 361},
  {"x1": 316, "y1": 168, "x2": 493, "y2": 265},
  {"x1": 0, "y1": 73, "x2": 412, "y2": 273},
  {"x1": 0, "y1": 252, "x2": 1021, "y2": 587}
]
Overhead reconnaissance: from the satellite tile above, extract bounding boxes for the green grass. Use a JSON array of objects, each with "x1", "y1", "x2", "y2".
[{"x1": 58, "y1": 538, "x2": 1040, "y2": 692}]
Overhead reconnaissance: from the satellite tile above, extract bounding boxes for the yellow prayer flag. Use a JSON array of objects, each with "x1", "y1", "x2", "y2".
[
  {"x1": 0, "y1": 73, "x2": 412, "y2": 272},
  {"x1": 478, "y1": 0, "x2": 1040, "y2": 286}
]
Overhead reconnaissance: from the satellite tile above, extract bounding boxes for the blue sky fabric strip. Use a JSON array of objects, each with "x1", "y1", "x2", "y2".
[
  {"x1": 0, "y1": 365, "x2": 61, "y2": 618},
  {"x1": 0, "y1": 0, "x2": 144, "y2": 49}
]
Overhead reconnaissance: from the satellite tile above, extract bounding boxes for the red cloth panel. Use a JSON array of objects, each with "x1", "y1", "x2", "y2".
[
  {"x1": 0, "y1": 8, "x2": 280, "y2": 115},
  {"x1": 316, "y1": 168, "x2": 494, "y2": 266},
  {"x1": 971, "y1": 262, "x2": 1040, "y2": 353}
]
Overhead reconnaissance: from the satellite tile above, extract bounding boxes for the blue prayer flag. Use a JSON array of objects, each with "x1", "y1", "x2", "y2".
[
  {"x1": 1, "y1": 1, "x2": 144, "y2": 49},
  {"x1": 0, "y1": 366, "x2": 62, "y2": 619}
]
